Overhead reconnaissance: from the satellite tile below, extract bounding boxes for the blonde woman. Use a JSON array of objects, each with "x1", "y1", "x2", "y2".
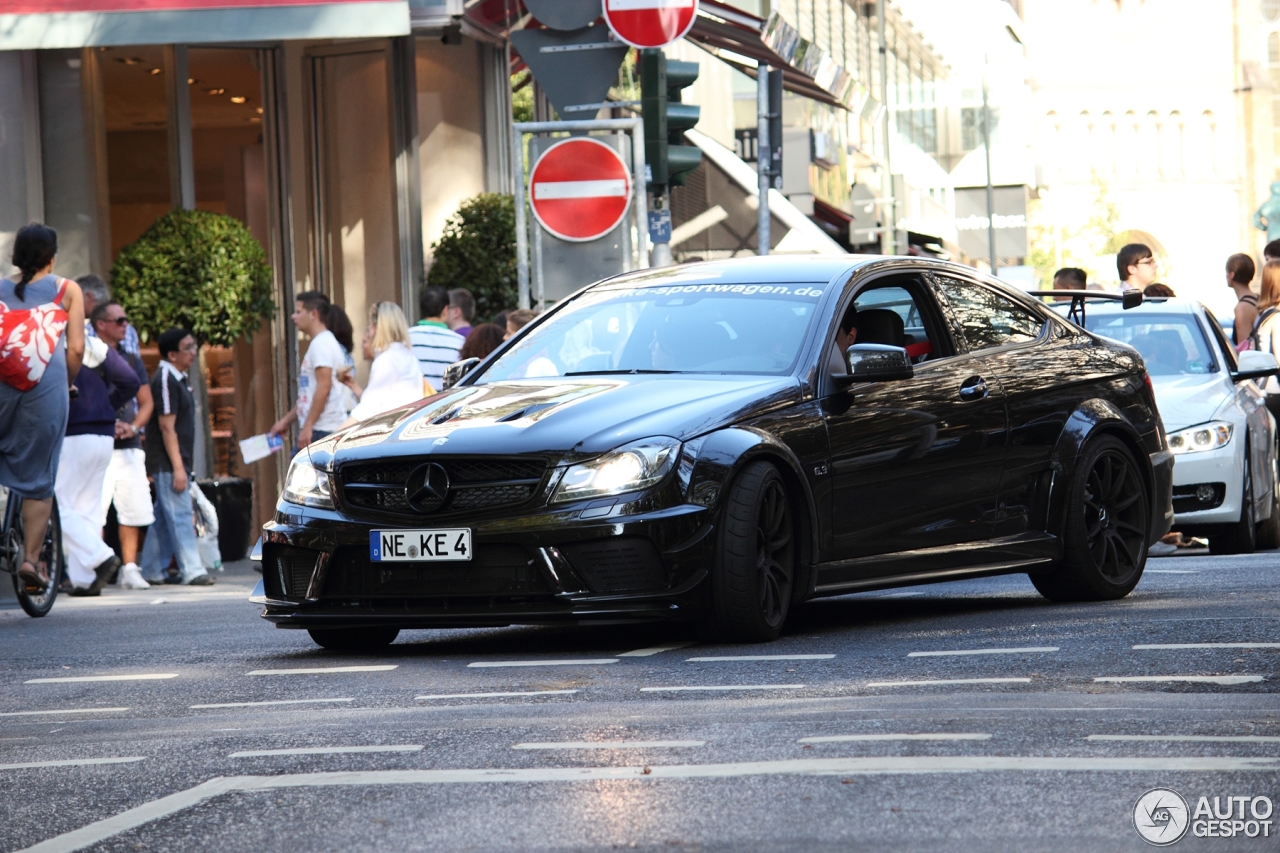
[
  {"x1": 337, "y1": 302, "x2": 426, "y2": 427},
  {"x1": 1253, "y1": 261, "x2": 1280, "y2": 407}
]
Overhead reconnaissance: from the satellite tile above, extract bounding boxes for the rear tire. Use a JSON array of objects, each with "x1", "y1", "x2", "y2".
[
  {"x1": 708, "y1": 460, "x2": 796, "y2": 643},
  {"x1": 1031, "y1": 436, "x2": 1149, "y2": 602},
  {"x1": 307, "y1": 627, "x2": 400, "y2": 651},
  {"x1": 1210, "y1": 446, "x2": 1256, "y2": 555},
  {"x1": 6, "y1": 495, "x2": 63, "y2": 618}
]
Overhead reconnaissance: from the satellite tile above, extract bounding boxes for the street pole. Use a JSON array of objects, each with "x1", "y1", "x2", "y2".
[
  {"x1": 757, "y1": 64, "x2": 771, "y2": 256},
  {"x1": 981, "y1": 61, "x2": 998, "y2": 276},
  {"x1": 877, "y1": 0, "x2": 895, "y2": 256}
]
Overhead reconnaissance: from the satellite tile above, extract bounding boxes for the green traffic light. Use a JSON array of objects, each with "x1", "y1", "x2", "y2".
[{"x1": 640, "y1": 50, "x2": 702, "y2": 191}]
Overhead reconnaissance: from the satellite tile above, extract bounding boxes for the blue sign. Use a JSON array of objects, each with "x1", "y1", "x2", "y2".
[{"x1": 648, "y1": 209, "x2": 672, "y2": 244}]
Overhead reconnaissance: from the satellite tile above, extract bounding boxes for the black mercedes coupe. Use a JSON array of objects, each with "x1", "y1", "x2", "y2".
[{"x1": 255, "y1": 256, "x2": 1174, "y2": 649}]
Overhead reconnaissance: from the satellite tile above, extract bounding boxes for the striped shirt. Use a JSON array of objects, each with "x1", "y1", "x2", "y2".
[{"x1": 409, "y1": 321, "x2": 465, "y2": 384}]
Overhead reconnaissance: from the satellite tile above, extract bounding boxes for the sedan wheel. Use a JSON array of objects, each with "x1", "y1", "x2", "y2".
[
  {"x1": 709, "y1": 460, "x2": 795, "y2": 642},
  {"x1": 1255, "y1": 456, "x2": 1280, "y2": 550},
  {"x1": 307, "y1": 627, "x2": 400, "y2": 651},
  {"x1": 1210, "y1": 445, "x2": 1256, "y2": 555},
  {"x1": 1032, "y1": 436, "x2": 1148, "y2": 601}
]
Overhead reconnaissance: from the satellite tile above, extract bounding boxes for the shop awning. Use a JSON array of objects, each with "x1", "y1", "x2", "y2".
[{"x1": 0, "y1": 0, "x2": 410, "y2": 50}]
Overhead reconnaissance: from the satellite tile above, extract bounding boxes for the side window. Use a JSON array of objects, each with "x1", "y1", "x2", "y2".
[
  {"x1": 930, "y1": 275, "x2": 1046, "y2": 352},
  {"x1": 1201, "y1": 308, "x2": 1238, "y2": 371},
  {"x1": 850, "y1": 284, "x2": 939, "y2": 360}
]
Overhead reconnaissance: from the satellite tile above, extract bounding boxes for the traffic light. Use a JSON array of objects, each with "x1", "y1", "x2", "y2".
[{"x1": 640, "y1": 49, "x2": 702, "y2": 190}]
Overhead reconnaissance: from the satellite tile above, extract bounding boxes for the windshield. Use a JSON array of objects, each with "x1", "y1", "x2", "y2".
[
  {"x1": 478, "y1": 284, "x2": 824, "y2": 381},
  {"x1": 1085, "y1": 312, "x2": 1218, "y2": 375}
]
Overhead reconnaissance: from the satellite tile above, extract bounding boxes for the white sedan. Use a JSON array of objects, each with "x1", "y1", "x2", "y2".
[{"x1": 1086, "y1": 298, "x2": 1280, "y2": 554}]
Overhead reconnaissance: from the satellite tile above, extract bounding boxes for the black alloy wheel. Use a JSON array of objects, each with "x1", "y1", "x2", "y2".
[
  {"x1": 709, "y1": 460, "x2": 796, "y2": 642},
  {"x1": 1032, "y1": 436, "x2": 1148, "y2": 602},
  {"x1": 6, "y1": 495, "x2": 63, "y2": 618},
  {"x1": 307, "y1": 627, "x2": 400, "y2": 651},
  {"x1": 1211, "y1": 445, "x2": 1258, "y2": 555}
]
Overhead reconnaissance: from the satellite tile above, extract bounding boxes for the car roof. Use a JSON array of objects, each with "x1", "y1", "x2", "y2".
[{"x1": 594, "y1": 255, "x2": 877, "y2": 288}]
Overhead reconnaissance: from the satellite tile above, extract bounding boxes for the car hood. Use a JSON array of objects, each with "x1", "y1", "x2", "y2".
[
  {"x1": 1150, "y1": 373, "x2": 1232, "y2": 431},
  {"x1": 311, "y1": 375, "x2": 802, "y2": 465}
]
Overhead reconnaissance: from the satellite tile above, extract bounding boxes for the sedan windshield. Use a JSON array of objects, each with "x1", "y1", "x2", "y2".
[
  {"x1": 1085, "y1": 312, "x2": 1218, "y2": 375},
  {"x1": 478, "y1": 284, "x2": 824, "y2": 381}
]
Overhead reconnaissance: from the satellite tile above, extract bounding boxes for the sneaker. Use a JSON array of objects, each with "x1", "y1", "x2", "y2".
[
  {"x1": 86, "y1": 555, "x2": 121, "y2": 595},
  {"x1": 69, "y1": 585, "x2": 100, "y2": 597},
  {"x1": 119, "y1": 563, "x2": 150, "y2": 590},
  {"x1": 185, "y1": 573, "x2": 216, "y2": 586}
]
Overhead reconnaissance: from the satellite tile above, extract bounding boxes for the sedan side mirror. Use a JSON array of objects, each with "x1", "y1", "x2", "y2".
[
  {"x1": 441, "y1": 357, "x2": 481, "y2": 390},
  {"x1": 1233, "y1": 349, "x2": 1280, "y2": 383},
  {"x1": 834, "y1": 343, "x2": 914, "y2": 384}
]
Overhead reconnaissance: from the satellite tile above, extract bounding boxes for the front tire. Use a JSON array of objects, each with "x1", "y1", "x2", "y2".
[
  {"x1": 307, "y1": 627, "x2": 400, "y2": 651},
  {"x1": 709, "y1": 460, "x2": 796, "y2": 643},
  {"x1": 1032, "y1": 436, "x2": 1149, "y2": 602},
  {"x1": 1211, "y1": 445, "x2": 1256, "y2": 555},
  {"x1": 1256, "y1": 462, "x2": 1280, "y2": 550}
]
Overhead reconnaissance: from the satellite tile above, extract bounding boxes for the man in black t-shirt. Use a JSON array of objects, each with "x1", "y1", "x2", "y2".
[
  {"x1": 92, "y1": 302, "x2": 154, "y2": 589},
  {"x1": 139, "y1": 328, "x2": 213, "y2": 586}
]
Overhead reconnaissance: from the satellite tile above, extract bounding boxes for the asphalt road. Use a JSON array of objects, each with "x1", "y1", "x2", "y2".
[{"x1": 0, "y1": 548, "x2": 1276, "y2": 853}]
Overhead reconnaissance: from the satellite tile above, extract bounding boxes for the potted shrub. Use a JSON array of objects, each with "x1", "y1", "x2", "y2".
[{"x1": 426, "y1": 193, "x2": 518, "y2": 322}]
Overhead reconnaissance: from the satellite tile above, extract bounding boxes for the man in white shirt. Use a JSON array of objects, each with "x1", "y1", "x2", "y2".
[
  {"x1": 409, "y1": 285, "x2": 465, "y2": 388},
  {"x1": 269, "y1": 291, "x2": 351, "y2": 450}
]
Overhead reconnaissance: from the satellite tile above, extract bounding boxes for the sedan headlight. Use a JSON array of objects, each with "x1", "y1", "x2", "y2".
[
  {"x1": 282, "y1": 451, "x2": 334, "y2": 508},
  {"x1": 551, "y1": 437, "x2": 681, "y2": 504},
  {"x1": 1167, "y1": 421, "x2": 1233, "y2": 455}
]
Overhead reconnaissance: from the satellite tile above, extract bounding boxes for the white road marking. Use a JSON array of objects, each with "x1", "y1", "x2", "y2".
[
  {"x1": 866, "y1": 678, "x2": 1032, "y2": 688},
  {"x1": 1133, "y1": 643, "x2": 1280, "y2": 649},
  {"x1": 686, "y1": 655, "x2": 835, "y2": 661},
  {"x1": 466, "y1": 659, "x2": 618, "y2": 668},
  {"x1": 618, "y1": 642, "x2": 695, "y2": 657},
  {"x1": 1087, "y1": 734, "x2": 1280, "y2": 743},
  {"x1": 415, "y1": 690, "x2": 578, "y2": 700},
  {"x1": 0, "y1": 757, "x2": 144, "y2": 771},
  {"x1": 799, "y1": 733, "x2": 992, "y2": 743},
  {"x1": 20, "y1": 756, "x2": 1280, "y2": 852},
  {"x1": 512, "y1": 741, "x2": 706, "y2": 750},
  {"x1": 1093, "y1": 675, "x2": 1264, "y2": 685},
  {"x1": 190, "y1": 699, "x2": 354, "y2": 709},
  {"x1": 24, "y1": 674, "x2": 178, "y2": 684},
  {"x1": 229, "y1": 746, "x2": 423, "y2": 758},
  {"x1": 0, "y1": 707, "x2": 128, "y2": 717},
  {"x1": 246, "y1": 666, "x2": 397, "y2": 676},
  {"x1": 907, "y1": 647, "x2": 1058, "y2": 657},
  {"x1": 639, "y1": 684, "x2": 804, "y2": 692},
  {"x1": 1146, "y1": 569, "x2": 1199, "y2": 574}
]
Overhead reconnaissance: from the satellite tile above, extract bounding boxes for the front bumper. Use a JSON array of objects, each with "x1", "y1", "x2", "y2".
[
  {"x1": 1150, "y1": 448, "x2": 1175, "y2": 543},
  {"x1": 1168, "y1": 442, "x2": 1239, "y2": 525},
  {"x1": 257, "y1": 493, "x2": 717, "y2": 630}
]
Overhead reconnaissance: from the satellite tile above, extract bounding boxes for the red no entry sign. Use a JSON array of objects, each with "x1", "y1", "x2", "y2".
[
  {"x1": 603, "y1": 0, "x2": 699, "y2": 50},
  {"x1": 529, "y1": 137, "x2": 633, "y2": 243}
]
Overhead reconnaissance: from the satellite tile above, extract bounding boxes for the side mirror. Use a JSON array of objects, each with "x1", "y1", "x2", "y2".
[
  {"x1": 834, "y1": 343, "x2": 914, "y2": 384},
  {"x1": 1234, "y1": 349, "x2": 1280, "y2": 382},
  {"x1": 441, "y1": 357, "x2": 481, "y2": 390}
]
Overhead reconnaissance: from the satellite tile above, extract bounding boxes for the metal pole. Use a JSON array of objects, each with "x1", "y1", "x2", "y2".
[
  {"x1": 982, "y1": 60, "x2": 998, "y2": 275},
  {"x1": 757, "y1": 64, "x2": 771, "y2": 256},
  {"x1": 629, "y1": 120, "x2": 649, "y2": 269},
  {"x1": 876, "y1": 0, "x2": 894, "y2": 256},
  {"x1": 513, "y1": 123, "x2": 530, "y2": 310}
]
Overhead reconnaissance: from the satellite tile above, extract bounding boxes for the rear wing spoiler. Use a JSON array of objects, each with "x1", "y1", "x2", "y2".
[{"x1": 1035, "y1": 289, "x2": 1143, "y2": 327}]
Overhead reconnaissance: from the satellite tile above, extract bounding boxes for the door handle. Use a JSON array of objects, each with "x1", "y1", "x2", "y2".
[{"x1": 958, "y1": 376, "x2": 988, "y2": 401}]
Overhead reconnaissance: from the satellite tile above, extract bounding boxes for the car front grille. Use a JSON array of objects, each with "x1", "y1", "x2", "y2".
[
  {"x1": 337, "y1": 457, "x2": 548, "y2": 519},
  {"x1": 324, "y1": 543, "x2": 548, "y2": 597}
]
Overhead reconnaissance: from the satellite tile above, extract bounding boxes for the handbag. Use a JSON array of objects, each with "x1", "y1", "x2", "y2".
[{"x1": 0, "y1": 278, "x2": 70, "y2": 391}]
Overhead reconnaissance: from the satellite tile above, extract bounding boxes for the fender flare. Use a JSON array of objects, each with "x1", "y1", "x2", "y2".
[
  {"x1": 1044, "y1": 398, "x2": 1154, "y2": 542},
  {"x1": 689, "y1": 427, "x2": 821, "y2": 601}
]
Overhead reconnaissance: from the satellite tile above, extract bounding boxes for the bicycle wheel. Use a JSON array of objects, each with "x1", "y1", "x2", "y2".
[{"x1": 8, "y1": 496, "x2": 63, "y2": 618}]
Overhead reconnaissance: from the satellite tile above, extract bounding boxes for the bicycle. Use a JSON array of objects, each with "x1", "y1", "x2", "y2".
[{"x1": 0, "y1": 486, "x2": 64, "y2": 617}]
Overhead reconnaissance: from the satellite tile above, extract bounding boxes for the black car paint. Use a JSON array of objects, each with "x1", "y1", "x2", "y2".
[{"x1": 257, "y1": 256, "x2": 1174, "y2": 632}]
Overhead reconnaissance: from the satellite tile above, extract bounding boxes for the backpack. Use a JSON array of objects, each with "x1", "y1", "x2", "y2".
[
  {"x1": 1248, "y1": 306, "x2": 1280, "y2": 354},
  {"x1": 0, "y1": 278, "x2": 70, "y2": 392}
]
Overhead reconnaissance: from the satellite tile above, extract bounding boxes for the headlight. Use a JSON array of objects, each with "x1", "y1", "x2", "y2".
[
  {"x1": 1167, "y1": 421, "x2": 1233, "y2": 455},
  {"x1": 281, "y1": 451, "x2": 335, "y2": 508},
  {"x1": 551, "y1": 437, "x2": 681, "y2": 504}
]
